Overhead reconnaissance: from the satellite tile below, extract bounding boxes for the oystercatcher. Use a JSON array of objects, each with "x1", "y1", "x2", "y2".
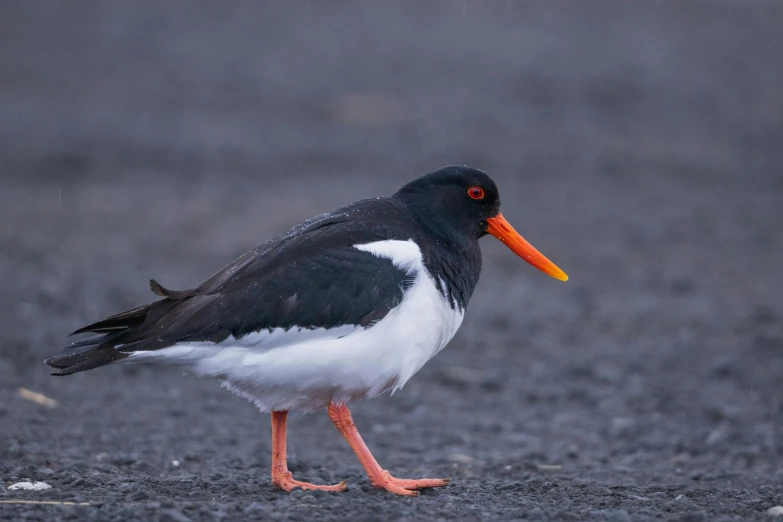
[{"x1": 45, "y1": 165, "x2": 567, "y2": 496}]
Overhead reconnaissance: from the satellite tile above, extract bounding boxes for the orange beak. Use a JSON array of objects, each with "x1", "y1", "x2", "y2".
[{"x1": 485, "y1": 214, "x2": 568, "y2": 281}]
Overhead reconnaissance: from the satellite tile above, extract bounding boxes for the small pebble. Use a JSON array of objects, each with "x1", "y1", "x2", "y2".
[
  {"x1": 8, "y1": 481, "x2": 52, "y2": 491},
  {"x1": 705, "y1": 428, "x2": 727, "y2": 446},
  {"x1": 450, "y1": 454, "x2": 474, "y2": 464},
  {"x1": 244, "y1": 502, "x2": 266, "y2": 514},
  {"x1": 611, "y1": 417, "x2": 635, "y2": 436},
  {"x1": 160, "y1": 508, "x2": 193, "y2": 522},
  {"x1": 768, "y1": 506, "x2": 783, "y2": 517},
  {"x1": 298, "y1": 493, "x2": 317, "y2": 503}
]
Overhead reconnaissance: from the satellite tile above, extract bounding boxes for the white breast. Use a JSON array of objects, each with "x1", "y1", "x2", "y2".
[{"x1": 130, "y1": 239, "x2": 464, "y2": 412}]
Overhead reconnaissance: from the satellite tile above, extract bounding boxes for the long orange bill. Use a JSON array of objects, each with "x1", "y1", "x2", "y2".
[{"x1": 485, "y1": 213, "x2": 568, "y2": 282}]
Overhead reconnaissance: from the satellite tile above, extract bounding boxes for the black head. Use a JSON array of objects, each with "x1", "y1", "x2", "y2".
[
  {"x1": 393, "y1": 165, "x2": 501, "y2": 240},
  {"x1": 394, "y1": 165, "x2": 569, "y2": 281}
]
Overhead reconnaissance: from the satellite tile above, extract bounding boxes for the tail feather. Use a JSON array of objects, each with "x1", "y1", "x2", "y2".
[
  {"x1": 45, "y1": 344, "x2": 130, "y2": 376},
  {"x1": 48, "y1": 279, "x2": 190, "y2": 376},
  {"x1": 149, "y1": 278, "x2": 193, "y2": 300},
  {"x1": 70, "y1": 303, "x2": 150, "y2": 335},
  {"x1": 48, "y1": 304, "x2": 154, "y2": 375}
]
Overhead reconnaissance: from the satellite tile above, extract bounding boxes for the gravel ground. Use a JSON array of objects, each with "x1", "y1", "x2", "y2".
[{"x1": 1, "y1": 2, "x2": 782, "y2": 521}]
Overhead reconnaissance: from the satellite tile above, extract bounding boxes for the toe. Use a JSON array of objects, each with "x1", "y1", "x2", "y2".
[
  {"x1": 378, "y1": 482, "x2": 420, "y2": 497},
  {"x1": 272, "y1": 472, "x2": 347, "y2": 492},
  {"x1": 379, "y1": 470, "x2": 450, "y2": 490},
  {"x1": 299, "y1": 480, "x2": 347, "y2": 492},
  {"x1": 371, "y1": 471, "x2": 449, "y2": 495},
  {"x1": 391, "y1": 477, "x2": 451, "y2": 490}
]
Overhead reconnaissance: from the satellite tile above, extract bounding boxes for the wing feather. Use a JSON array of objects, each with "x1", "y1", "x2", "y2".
[{"x1": 48, "y1": 198, "x2": 420, "y2": 376}]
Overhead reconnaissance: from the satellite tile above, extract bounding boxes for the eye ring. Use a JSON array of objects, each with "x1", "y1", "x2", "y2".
[{"x1": 467, "y1": 186, "x2": 485, "y2": 200}]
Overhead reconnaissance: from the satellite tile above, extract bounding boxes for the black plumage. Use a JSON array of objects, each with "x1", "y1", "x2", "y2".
[{"x1": 45, "y1": 166, "x2": 498, "y2": 376}]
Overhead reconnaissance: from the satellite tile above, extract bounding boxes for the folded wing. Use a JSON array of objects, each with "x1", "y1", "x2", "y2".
[{"x1": 46, "y1": 201, "x2": 418, "y2": 375}]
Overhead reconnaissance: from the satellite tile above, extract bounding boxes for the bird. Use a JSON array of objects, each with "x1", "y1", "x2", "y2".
[{"x1": 45, "y1": 165, "x2": 568, "y2": 496}]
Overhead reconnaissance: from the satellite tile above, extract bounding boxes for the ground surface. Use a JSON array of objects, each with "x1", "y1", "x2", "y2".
[{"x1": 1, "y1": 2, "x2": 782, "y2": 521}]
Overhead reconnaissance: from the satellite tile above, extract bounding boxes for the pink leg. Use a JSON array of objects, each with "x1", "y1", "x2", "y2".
[
  {"x1": 270, "y1": 411, "x2": 346, "y2": 492},
  {"x1": 327, "y1": 403, "x2": 450, "y2": 497}
]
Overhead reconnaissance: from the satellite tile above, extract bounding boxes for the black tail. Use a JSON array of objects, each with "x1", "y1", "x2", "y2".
[
  {"x1": 44, "y1": 337, "x2": 130, "y2": 376},
  {"x1": 45, "y1": 300, "x2": 153, "y2": 376}
]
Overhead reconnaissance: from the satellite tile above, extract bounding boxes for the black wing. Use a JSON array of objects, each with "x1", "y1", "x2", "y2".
[{"x1": 45, "y1": 199, "x2": 418, "y2": 375}]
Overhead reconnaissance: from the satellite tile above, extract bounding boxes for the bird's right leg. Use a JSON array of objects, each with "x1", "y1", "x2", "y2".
[{"x1": 327, "y1": 403, "x2": 450, "y2": 496}]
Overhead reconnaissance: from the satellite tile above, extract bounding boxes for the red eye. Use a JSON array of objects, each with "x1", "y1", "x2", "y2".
[{"x1": 467, "y1": 186, "x2": 485, "y2": 200}]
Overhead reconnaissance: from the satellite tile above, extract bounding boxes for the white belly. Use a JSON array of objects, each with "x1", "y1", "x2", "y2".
[{"x1": 129, "y1": 240, "x2": 464, "y2": 412}]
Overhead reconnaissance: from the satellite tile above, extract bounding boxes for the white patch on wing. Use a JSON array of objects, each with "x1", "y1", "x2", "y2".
[
  {"x1": 129, "y1": 240, "x2": 464, "y2": 413},
  {"x1": 354, "y1": 239, "x2": 421, "y2": 275}
]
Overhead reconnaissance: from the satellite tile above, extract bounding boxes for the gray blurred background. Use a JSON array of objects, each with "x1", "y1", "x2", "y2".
[{"x1": 1, "y1": 1, "x2": 782, "y2": 520}]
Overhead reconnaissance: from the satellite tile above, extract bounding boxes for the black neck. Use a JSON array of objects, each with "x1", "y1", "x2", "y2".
[
  {"x1": 421, "y1": 240, "x2": 482, "y2": 312},
  {"x1": 393, "y1": 197, "x2": 483, "y2": 311}
]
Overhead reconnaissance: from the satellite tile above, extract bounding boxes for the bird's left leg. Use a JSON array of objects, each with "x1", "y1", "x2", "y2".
[
  {"x1": 270, "y1": 410, "x2": 347, "y2": 492},
  {"x1": 327, "y1": 402, "x2": 450, "y2": 496}
]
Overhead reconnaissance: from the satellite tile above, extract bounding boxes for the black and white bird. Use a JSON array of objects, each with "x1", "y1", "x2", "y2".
[{"x1": 45, "y1": 165, "x2": 567, "y2": 496}]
